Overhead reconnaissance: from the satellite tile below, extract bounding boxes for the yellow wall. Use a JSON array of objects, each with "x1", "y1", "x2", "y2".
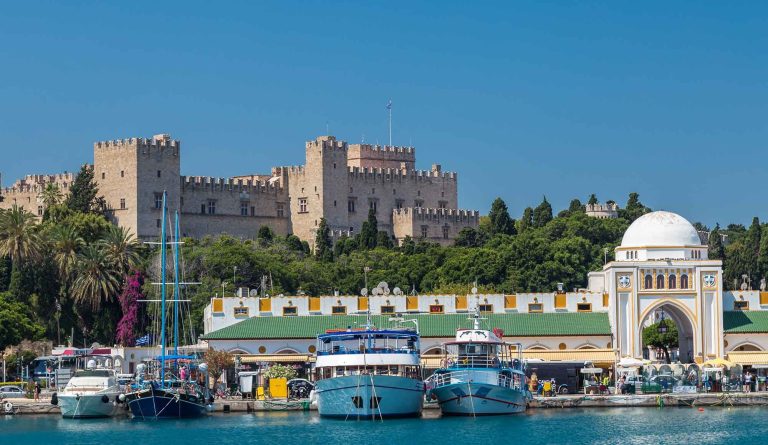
[
  {"x1": 259, "y1": 298, "x2": 271, "y2": 312},
  {"x1": 358, "y1": 296, "x2": 368, "y2": 311},
  {"x1": 212, "y1": 298, "x2": 223, "y2": 313},
  {"x1": 761, "y1": 292, "x2": 768, "y2": 306},
  {"x1": 603, "y1": 293, "x2": 609, "y2": 307},
  {"x1": 406, "y1": 296, "x2": 418, "y2": 311},
  {"x1": 505, "y1": 294, "x2": 516, "y2": 309},
  {"x1": 309, "y1": 297, "x2": 320, "y2": 312},
  {"x1": 455, "y1": 295, "x2": 467, "y2": 310},
  {"x1": 555, "y1": 293, "x2": 566, "y2": 309}
]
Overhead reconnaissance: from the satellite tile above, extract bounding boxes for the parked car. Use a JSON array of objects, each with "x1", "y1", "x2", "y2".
[{"x1": 0, "y1": 386, "x2": 26, "y2": 400}]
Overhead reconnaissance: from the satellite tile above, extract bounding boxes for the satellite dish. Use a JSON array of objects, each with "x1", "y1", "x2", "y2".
[
  {"x1": 393, "y1": 287, "x2": 402, "y2": 296},
  {"x1": 378, "y1": 281, "x2": 388, "y2": 289},
  {"x1": 471, "y1": 287, "x2": 478, "y2": 294},
  {"x1": 383, "y1": 287, "x2": 390, "y2": 296},
  {"x1": 361, "y1": 288, "x2": 368, "y2": 296},
  {"x1": 371, "y1": 287, "x2": 380, "y2": 296},
  {"x1": 249, "y1": 289, "x2": 259, "y2": 298}
]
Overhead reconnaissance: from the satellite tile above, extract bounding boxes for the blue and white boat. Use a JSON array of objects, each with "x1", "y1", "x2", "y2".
[
  {"x1": 426, "y1": 309, "x2": 530, "y2": 416},
  {"x1": 314, "y1": 322, "x2": 423, "y2": 419},
  {"x1": 123, "y1": 191, "x2": 210, "y2": 419}
]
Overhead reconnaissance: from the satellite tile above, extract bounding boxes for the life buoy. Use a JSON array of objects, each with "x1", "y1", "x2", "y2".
[{"x1": 4, "y1": 402, "x2": 13, "y2": 414}]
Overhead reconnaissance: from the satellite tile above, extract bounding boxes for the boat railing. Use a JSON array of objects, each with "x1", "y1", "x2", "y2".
[
  {"x1": 441, "y1": 355, "x2": 503, "y2": 369},
  {"x1": 317, "y1": 348, "x2": 418, "y2": 356},
  {"x1": 426, "y1": 369, "x2": 524, "y2": 391}
]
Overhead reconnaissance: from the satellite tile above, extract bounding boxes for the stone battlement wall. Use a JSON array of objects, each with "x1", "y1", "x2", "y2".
[
  {"x1": 181, "y1": 175, "x2": 283, "y2": 194},
  {"x1": 347, "y1": 143, "x2": 415, "y2": 170},
  {"x1": 347, "y1": 166, "x2": 457, "y2": 182},
  {"x1": 393, "y1": 207, "x2": 480, "y2": 223},
  {"x1": 94, "y1": 134, "x2": 180, "y2": 151},
  {"x1": 2, "y1": 172, "x2": 75, "y2": 195},
  {"x1": 306, "y1": 135, "x2": 347, "y2": 152},
  {"x1": 392, "y1": 207, "x2": 479, "y2": 246}
]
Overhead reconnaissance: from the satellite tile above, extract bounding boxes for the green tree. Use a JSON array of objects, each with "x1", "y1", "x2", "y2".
[
  {"x1": 205, "y1": 348, "x2": 235, "y2": 388},
  {"x1": 256, "y1": 226, "x2": 274, "y2": 247},
  {"x1": 454, "y1": 227, "x2": 484, "y2": 248},
  {"x1": 100, "y1": 225, "x2": 140, "y2": 276},
  {"x1": 376, "y1": 231, "x2": 393, "y2": 249},
  {"x1": 642, "y1": 319, "x2": 679, "y2": 364},
  {"x1": 360, "y1": 208, "x2": 378, "y2": 248},
  {"x1": 71, "y1": 245, "x2": 120, "y2": 311},
  {"x1": 488, "y1": 197, "x2": 516, "y2": 236},
  {"x1": 759, "y1": 226, "x2": 768, "y2": 283},
  {"x1": 532, "y1": 196, "x2": 553, "y2": 228},
  {"x1": 39, "y1": 183, "x2": 64, "y2": 220},
  {"x1": 314, "y1": 218, "x2": 333, "y2": 262},
  {"x1": 587, "y1": 194, "x2": 598, "y2": 205},
  {"x1": 742, "y1": 217, "x2": 762, "y2": 284},
  {"x1": 0, "y1": 205, "x2": 44, "y2": 264},
  {"x1": 620, "y1": 192, "x2": 650, "y2": 222},
  {"x1": 708, "y1": 224, "x2": 725, "y2": 261},
  {"x1": 518, "y1": 207, "x2": 533, "y2": 233},
  {"x1": 65, "y1": 164, "x2": 106, "y2": 214},
  {"x1": 0, "y1": 293, "x2": 46, "y2": 351},
  {"x1": 568, "y1": 198, "x2": 584, "y2": 213}
]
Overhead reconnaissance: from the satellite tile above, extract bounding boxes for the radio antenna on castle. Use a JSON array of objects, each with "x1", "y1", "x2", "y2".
[{"x1": 386, "y1": 99, "x2": 392, "y2": 146}]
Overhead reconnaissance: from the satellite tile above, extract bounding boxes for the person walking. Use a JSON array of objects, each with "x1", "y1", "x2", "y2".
[
  {"x1": 744, "y1": 371, "x2": 752, "y2": 393},
  {"x1": 34, "y1": 380, "x2": 41, "y2": 402}
]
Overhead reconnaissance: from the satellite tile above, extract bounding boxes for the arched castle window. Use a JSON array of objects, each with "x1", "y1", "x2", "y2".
[
  {"x1": 668, "y1": 274, "x2": 676, "y2": 289},
  {"x1": 644, "y1": 274, "x2": 653, "y2": 289},
  {"x1": 656, "y1": 274, "x2": 665, "y2": 289},
  {"x1": 680, "y1": 274, "x2": 689, "y2": 289}
]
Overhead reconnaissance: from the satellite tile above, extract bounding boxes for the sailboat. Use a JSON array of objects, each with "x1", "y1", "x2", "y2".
[{"x1": 123, "y1": 191, "x2": 210, "y2": 419}]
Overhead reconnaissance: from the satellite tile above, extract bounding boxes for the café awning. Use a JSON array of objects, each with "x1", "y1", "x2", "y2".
[
  {"x1": 727, "y1": 351, "x2": 768, "y2": 366},
  {"x1": 239, "y1": 354, "x2": 315, "y2": 364}
]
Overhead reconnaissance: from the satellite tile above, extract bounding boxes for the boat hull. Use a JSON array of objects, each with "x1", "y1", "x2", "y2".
[
  {"x1": 315, "y1": 375, "x2": 423, "y2": 419},
  {"x1": 125, "y1": 387, "x2": 208, "y2": 419},
  {"x1": 58, "y1": 392, "x2": 122, "y2": 418},
  {"x1": 430, "y1": 382, "x2": 527, "y2": 416}
]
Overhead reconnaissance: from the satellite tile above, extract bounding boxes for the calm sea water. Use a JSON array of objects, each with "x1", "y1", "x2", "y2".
[{"x1": 3, "y1": 408, "x2": 767, "y2": 445}]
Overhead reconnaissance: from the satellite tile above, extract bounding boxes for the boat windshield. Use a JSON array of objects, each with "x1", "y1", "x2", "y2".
[
  {"x1": 317, "y1": 330, "x2": 419, "y2": 356},
  {"x1": 442, "y1": 342, "x2": 520, "y2": 369},
  {"x1": 74, "y1": 370, "x2": 112, "y2": 378}
]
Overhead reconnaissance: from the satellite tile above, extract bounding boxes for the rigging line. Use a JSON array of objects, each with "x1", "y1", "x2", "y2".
[{"x1": 467, "y1": 380, "x2": 476, "y2": 418}]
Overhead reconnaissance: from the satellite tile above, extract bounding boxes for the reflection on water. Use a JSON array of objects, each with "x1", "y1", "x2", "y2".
[{"x1": 4, "y1": 407, "x2": 768, "y2": 445}]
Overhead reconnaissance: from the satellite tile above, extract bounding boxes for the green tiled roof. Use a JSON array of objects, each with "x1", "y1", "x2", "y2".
[
  {"x1": 724, "y1": 311, "x2": 768, "y2": 333},
  {"x1": 202, "y1": 312, "x2": 612, "y2": 340}
]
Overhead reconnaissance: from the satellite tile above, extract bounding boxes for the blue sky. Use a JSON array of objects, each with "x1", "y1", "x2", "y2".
[{"x1": 1, "y1": 1, "x2": 766, "y2": 227}]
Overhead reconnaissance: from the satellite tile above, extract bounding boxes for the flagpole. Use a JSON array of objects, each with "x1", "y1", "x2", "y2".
[{"x1": 387, "y1": 100, "x2": 392, "y2": 147}]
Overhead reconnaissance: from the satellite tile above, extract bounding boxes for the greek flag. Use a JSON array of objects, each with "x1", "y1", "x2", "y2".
[
  {"x1": 386, "y1": 100, "x2": 392, "y2": 110},
  {"x1": 135, "y1": 334, "x2": 152, "y2": 346}
]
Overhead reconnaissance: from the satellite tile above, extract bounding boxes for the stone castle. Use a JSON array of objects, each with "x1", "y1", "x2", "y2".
[{"x1": 0, "y1": 134, "x2": 479, "y2": 246}]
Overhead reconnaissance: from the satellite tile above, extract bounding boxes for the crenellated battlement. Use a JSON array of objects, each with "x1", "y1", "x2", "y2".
[
  {"x1": 94, "y1": 133, "x2": 180, "y2": 153},
  {"x1": 392, "y1": 207, "x2": 480, "y2": 222},
  {"x1": 347, "y1": 166, "x2": 457, "y2": 181},
  {"x1": 2, "y1": 172, "x2": 76, "y2": 195},
  {"x1": 306, "y1": 135, "x2": 347, "y2": 152},
  {"x1": 181, "y1": 175, "x2": 283, "y2": 194}
]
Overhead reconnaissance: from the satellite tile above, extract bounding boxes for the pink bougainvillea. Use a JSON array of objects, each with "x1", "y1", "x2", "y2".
[{"x1": 116, "y1": 270, "x2": 144, "y2": 346}]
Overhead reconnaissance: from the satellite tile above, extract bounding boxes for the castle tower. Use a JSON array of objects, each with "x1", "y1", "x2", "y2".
[
  {"x1": 94, "y1": 134, "x2": 181, "y2": 239},
  {"x1": 286, "y1": 136, "x2": 349, "y2": 244}
]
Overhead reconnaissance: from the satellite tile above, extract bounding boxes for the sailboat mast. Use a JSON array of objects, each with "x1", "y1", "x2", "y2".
[
  {"x1": 160, "y1": 191, "x2": 168, "y2": 385},
  {"x1": 173, "y1": 211, "x2": 180, "y2": 359}
]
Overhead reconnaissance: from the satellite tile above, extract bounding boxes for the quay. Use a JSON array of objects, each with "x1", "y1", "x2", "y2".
[{"x1": 6, "y1": 393, "x2": 768, "y2": 415}]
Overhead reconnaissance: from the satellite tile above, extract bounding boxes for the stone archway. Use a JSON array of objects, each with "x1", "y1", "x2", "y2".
[{"x1": 639, "y1": 301, "x2": 696, "y2": 363}]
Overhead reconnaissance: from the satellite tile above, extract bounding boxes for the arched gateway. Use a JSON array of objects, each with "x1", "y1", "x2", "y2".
[{"x1": 598, "y1": 211, "x2": 724, "y2": 363}]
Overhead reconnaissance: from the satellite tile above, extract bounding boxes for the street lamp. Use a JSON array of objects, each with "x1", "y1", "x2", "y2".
[
  {"x1": 658, "y1": 310, "x2": 668, "y2": 334},
  {"x1": 363, "y1": 266, "x2": 371, "y2": 293}
]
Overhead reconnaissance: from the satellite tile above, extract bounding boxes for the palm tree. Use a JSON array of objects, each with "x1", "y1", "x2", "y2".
[
  {"x1": 50, "y1": 225, "x2": 85, "y2": 282},
  {"x1": 71, "y1": 245, "x2": 120, "y2": 311},
  {"x1": 0, "y1": 205, "x2": 43, "y2": 264},
  {"x1": 99, "y1": 225, "x2": 140, "y2": 277},
  {"x1": 38, "y1": 183, "x2": 63, "y2": 208}
]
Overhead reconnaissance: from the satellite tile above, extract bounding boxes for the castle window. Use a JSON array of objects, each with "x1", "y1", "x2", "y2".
[
  {"x1": 429, "y1": 305, "x2": 444, "y2": 314},
  {"x1": 180, "y1": 197, "x2": 184, "y2": 206},
  {"x1": 368, "y1": 199, "x2": 377, "y2": 213},
  {"x1": 415, "y1": 200, "x2": 424, "y2": 208},
  {"x1": 200, "y1": 204, "x2": 206, "y2": 214},
  {"x1": 207, "y1": 200, "x2": 216, "y2": 215},
  {"x1": 298, "y1": 198, "x2": 308, "y2": 213},
  {"x1": 350, "y1": 187, "x2": 353, "y2": 193},
  {"x1": 120, "y1": 170, "x2": 124, "y2": 178},
  {"x1": 333, "y1": 163, "x2": 336, "y2": 169},
  {"x1": 417, "y1": 190, "x2": 421, "y2": 196},
  {"x1": 277, "y1": 203, "x2": 285, "y2": 217},
  {"x1": 334, "y1": 200, "x2": 337, "y2": 207},
  {"x1": 393, "y1": 189, "x2": 396, "y2": 195},
  {"x1": 395, "y1": 199, "x2": 404, "y2": 209},
  {"x1": 656, "y1": 274, "x2": 665, "y2": 289},
  {"x1": 156, "y1": 219, "x2": 161, "y2": 228},
  {"x1": 250, "y1": 206, "x2": 255, "y2": 217},
  {"x1": 644, "y1": 274, "x2": 653, "y2": 289},
  {"x1": 680, "y1": 274, "x2": 689, "y2": 289},
  {"x1": 668, "y1": 274, "x2": 677, "y2": 289},
  {"x1": 442, "y1": 225, "x2": 449, "y2": 239},
  {"x1": 438, "y1": 201, "x2": 447, "y2": 209},
  {"x1": 421, "y1": 225, "x2": 428, "y2": 238},
  {"x1": 372, "y1": 188, "x2": 375, "y2": 194},
  {"x1": 441, "y1": 191, "x2": 445, "y2": 197},
  {"x1": 348, "y1": 199, "x2": 356, "y2": 213},
  {"x1": 283, "y1": 306, "x2": 298, "y2": 316},
  {"x1": 120, "y1": 198, "x2": 126, "y2": 210},
  {"x1": 157, "y1": 170, "x2": 161, "y2": 178},
  {"x1": 380, "y1": 305, "x2": 395, "y2": 314},
  {"x1": 101, "y1": 172, "x2": 105, "y2": 180},
  {"x1": 154, "y1": 193, "x2": 163, "y2": 209},
  {"x1": 240, "y1": 201, "x2": 249, "y2": 216},
  {"x1": 37, "y1": 206, "x2": 43, "y2": 216}
]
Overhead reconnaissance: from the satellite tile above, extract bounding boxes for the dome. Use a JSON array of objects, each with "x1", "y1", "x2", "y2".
[{"x1": 620, "y1": 211, "x2": 702, "y2": 248}]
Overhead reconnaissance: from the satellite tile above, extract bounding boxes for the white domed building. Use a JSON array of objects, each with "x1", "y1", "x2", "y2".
[{"x1": 594, "y1": 211, "x2": 724, "y2": 362}]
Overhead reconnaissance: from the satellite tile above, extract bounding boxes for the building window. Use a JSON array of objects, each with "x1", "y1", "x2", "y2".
[
  {"x1": 233, "y1": 307, "x2": 249, "y2": 318},
  {"x1": 154, "y1": 193, "x2": 163, "y2": 209},
  {"x1": 656, "y1": 274, "x2": 665, "y2": 289},
  {"x1": 200, "y1": 204, "x2": 206, "y2": 214},
  {"x1": 348, "y1": 198, "x2": 356, "y2": 213},
  {"x1": 395, "y1": 199, "x2": 404, "y2": 209},
  {"x1": 37, "y1": 205, "x2": 43, "y2": 216},
  {"x1": 120, "y1": 170, "x2": 124, "y2": 178},
  {"x1": 283, "y1": 306, "x2": 298, "y2": 316},
  {"x1": 644, "y1": 274, "x2": 653, "y2": 289},
  {"x1": 371, "y1": 188, "x2": 375, "y2": 194},
  {"x1": 528, "y1": 303, "x2": 544, "y2": 313},
  {"x1": 101, "y1": 172, "x2": 105, "y2": 179},
  {"x1": 250, "y1": 206, "x2": 255, "y2": 217},
  {"x1": 277, "y1": 203, "x2": 285, "y2": 217},
  {"x1": 207, "y1": 200, "x2": 216, "y2": 215},
  {"x1": 442, "y1": 225, "x2": 449, "y2": 239},
  {"x1": 438, "y1": 201, "x2": 448, "y2": 209},
  {"x1": 478, "y1": 304, "x2": 493, "y2": 313},
  {"x1": 668, "y1": 274, "x2": 677, "y2": 289},
  {"x1": 429, "y1": 304, "x2": 444, "y2": 314},
  {"x1": 380, "y1": 305, "x2": 395, "y2": 314},
  {"x1": 369, "y1": 199, "x2": 377, "y2": 213},
  {"x1": 157, "y1": 170, "x2": 161, "y2": 178},
  {"x1": 415, "y1": 199, "x2": 424, "y2": 208},
  {"x1": 156, "y1": 219, "x2": 161, "y2": 228},
  {"x1": 680, "y1": 274, "x2": 689, "y2": 289},
  {"x1": 393, "y1": 189, "x2": 396, "y2": 195},
  {"x1": 421, "y1": 225, "x2": 428, "y2": 238},
  {"x1": 331, "y1": 305, "x2": 347, "y2": 315},
  {"x1": 734, "y1": 301, "x2": 749, "y2": 311},
  {"x1": 120, "y1": 198, "x2": 126, "y2": 210},
  {"x1": 299, "y1": 198, "x2": 308, "y2": 213},
  {"x1": 577, "y1": 303, "x2": 592, "y2": 312},
  {"x1": 240, "y1": 201, "x2": 248, "y2": 216}
]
